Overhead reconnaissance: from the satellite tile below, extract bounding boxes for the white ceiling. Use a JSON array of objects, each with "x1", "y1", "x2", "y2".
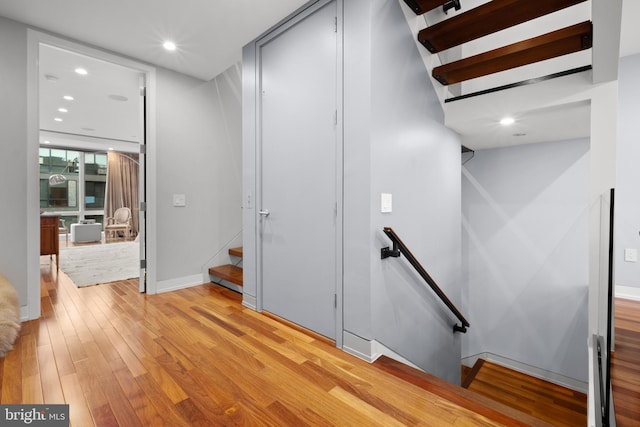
[{"x1": 0, "y1": 0, "x2": 638, "y2": 151}]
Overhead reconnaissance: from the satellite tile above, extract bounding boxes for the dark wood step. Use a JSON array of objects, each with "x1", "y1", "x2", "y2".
[
  {"x1": 461, "y1": 358, "x2": 485, "y2": 388},
  {"x1": 432, "y1": 21, "x2": 592, "y2": 85},
  {"x1": 208, "y1": 264, "x2": 243, "y2": 286},
  {"x1": 373, "y1": 356, "x2": 550, "y2": 427},
  {"x1": 418, "y1": 0, "x2": 586, "y2": 53},
  {"x1": 228, "y1": 247, "x2": 243, "y2": 258},
  {"x1": 402, "y1": 0, "x2": 448, "y2": 15}
]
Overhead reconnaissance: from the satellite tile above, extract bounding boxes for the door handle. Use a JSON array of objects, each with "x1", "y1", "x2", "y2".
[{"x1": 259, "y1": 209, "x2": 270, "y2": 217}]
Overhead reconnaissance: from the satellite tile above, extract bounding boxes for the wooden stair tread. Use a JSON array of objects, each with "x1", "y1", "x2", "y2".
[
  {"x1": 432, "y1": 21, "x2": 592, "y2": 85},
  {"x1": 418, "y1": 0, "x2": 586, "y2": 53},
  {"x1": 402, "y1": 0, "x2": 448, "y2": 16},
  {"x1": 466, "y1": 361, "x2": 587, "y2": 426},
  {"x1": 228, "y1": 247, "x2": 243, "y2": 258},
  {"x1": 373, "y1": 356, "x2": 551, "y2": 427},
  {"x1": 208, "y1": 264, "x2": 243, "y2": 286}
]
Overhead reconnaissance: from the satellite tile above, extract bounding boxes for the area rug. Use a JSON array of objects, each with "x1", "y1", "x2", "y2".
[{"x1": 59, "y1": 242, "x2": 139, "y2": 287}]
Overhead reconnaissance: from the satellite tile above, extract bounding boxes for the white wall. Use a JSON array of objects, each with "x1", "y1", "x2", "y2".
[
  {"x1": 0, "y1": 13, "x2": 243, "y2": 316},
  {"x1": 615, "y1": 54, "x2": 640, "y2": 289},
  {"x1": 462, "y1": 138, "x2": 590, "y2": 383},
  {"x1": 0, "y1": 16, "x2": 29, "y2": 310},
  {"x1": 155, "y1": 64, "x2": 242, "y2": 291}
]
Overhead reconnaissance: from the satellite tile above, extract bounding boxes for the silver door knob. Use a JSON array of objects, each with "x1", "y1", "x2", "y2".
[{"x1": 259, "y1": 209, "x2": 270, "y2": 217}]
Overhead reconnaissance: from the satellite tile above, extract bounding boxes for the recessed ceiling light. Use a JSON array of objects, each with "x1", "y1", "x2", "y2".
[
  {"x1": 43, "y1": 140, "x2": 51, "y2": 144},
  {"x1": 108, "y1": 147, "x2": 114, "y2": 151},
  {"x1": 75, "y1": 67, "x2": 88, "y2": 75},
  {"x1": 163, "y1": 41, "x2": 177, "y2": 51},
  {"x1": 108, "y1": 94, "x2": 128, "y2": 102},
  {"x1": 63, "y1": 95, "x2": 74, "y2": 101},
  {"x1": 54, "y1": 118, "x2": 63, "y2": 122},
  {"x1": 58, "y1": 108, "x2": 68, "y2": 113},
  {"x1": 500, "y1": 117, "x2": 515, "y2": 126}
]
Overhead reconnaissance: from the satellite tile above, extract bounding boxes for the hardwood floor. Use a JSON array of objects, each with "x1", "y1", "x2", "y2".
[
  {"x1": 612, "y1": 297, "x2": 640, "y2": 426},
  {"x1": 464, "y1": 361, "x2": 587, "y2": 427},
  {"x1": 2, "y1": 264, "x2": 521, "y2": 426},
  {"x1": 4, "y1": 264, "x2": 639, "y2": 426}
]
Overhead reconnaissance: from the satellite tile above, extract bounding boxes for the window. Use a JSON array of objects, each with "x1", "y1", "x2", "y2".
[{"x1": 40, "y1": 148, "x2": 108, "y2": 225}]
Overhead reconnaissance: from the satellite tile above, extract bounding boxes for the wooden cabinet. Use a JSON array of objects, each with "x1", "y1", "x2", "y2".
[{"x1": 40, "y1": 215, "x2": 59, "y2": 270}]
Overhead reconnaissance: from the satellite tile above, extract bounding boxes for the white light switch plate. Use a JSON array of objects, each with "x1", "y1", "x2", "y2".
[
  {"x1": 381, "y1": 193, "x2": 392, "y2": 213},
  {"x1": 173, "y1": 194, "x2": 186, "y2": 207},
  {"x1": 624, "y1": 248, "x2": 637, "y2": 262}
]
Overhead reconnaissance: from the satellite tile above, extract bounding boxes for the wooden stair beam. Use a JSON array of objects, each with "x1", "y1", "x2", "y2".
[
  {"x1": 228, "y1": 247, "x2": 243, "y2": 258},
  {"x1": 461, "y1": 358, "x2": 485, "y2": 388},
  {"x1": 432, "y1": 21, "x2": 592, "y2": 85},
  {"x1": 418, "y1": 0, "x2": 587, "y2": 53},
  {"x1": 208, "y1": 265, "x2": 243, "y2": 286},
  {"x1": 373, "y1": 356, "x2": 551, "y2": 427},
  {"x1": 402, "y1": 0, "x2": 449, "y2": 15}
]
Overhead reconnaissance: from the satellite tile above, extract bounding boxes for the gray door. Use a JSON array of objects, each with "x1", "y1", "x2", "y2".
[{"x1": 259, "y1": 0, "x2": 338, "y2": 339}]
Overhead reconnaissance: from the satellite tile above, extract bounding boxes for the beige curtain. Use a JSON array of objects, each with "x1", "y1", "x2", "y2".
[{"x1": 105, "y1": 152, "x2": 139, "y2": 236}]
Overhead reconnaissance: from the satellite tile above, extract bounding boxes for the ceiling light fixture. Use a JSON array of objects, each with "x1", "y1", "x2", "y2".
[
  {"x1": 163, "y1": 41, "x2": 177, "y2": 51},
  {"x1": 58, "y1": 108, "x2": 68, "y2": 113},
  {"x1": 63, "y1": 95, "x2": 74, "y2": 101},
  {"x1": 43, "y1": 140, "x2": 51, "y2": 144},
  {"x1": 75, "y1": 67, "x2": 88, "y2": 75},
  {"x1": 54, "y1": 118, "x2": 63, "y2": 122},
  {"x1": 500, "y1": 117, "x2": 515, "y2": 126}
]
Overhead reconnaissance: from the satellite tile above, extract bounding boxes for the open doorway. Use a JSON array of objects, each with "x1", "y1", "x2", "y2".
[{"x1": 37, "y1": 42, "x2": 147, "y2": 292}]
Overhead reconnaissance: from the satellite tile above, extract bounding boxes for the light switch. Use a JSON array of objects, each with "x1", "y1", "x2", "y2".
[
  {"x1": 624, "y1": 248, "x2": 637, "y2": 262},
  {"x1": 381, "y1": 193, "x2": 392, "y2": 213},
  {"x1": 173, "y1": 194, "x2": 186, "y2": 207}
]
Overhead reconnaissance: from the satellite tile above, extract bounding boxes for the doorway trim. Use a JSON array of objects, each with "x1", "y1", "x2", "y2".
[
  {"x1": 251, "y1": 0, "x2": 344, "y2": 347},
  {"x1": 26, "y1": 29, "x2": 158, "y2": 319}
]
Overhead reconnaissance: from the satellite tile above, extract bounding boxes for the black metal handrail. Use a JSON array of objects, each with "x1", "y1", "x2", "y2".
[{"x1": 381, "y1": 227, "x2": 469, "y2": 333}]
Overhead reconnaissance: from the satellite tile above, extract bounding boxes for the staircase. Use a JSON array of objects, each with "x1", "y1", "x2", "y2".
[
  {"x1": 208, "y1": 247, "x2": 243, "y2": 293},
  {"x1": 375, "y1": 355, "x2": 587, "y2": 426},
  {"x1": 404, "y1": 0, "x2": 592, "y2": 98}
]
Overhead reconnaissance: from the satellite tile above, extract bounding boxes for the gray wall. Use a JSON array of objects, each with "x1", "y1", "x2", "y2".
[
  {"x1": 616, "y1": 54, "x2": 640, "y2": 288},
  {"x1": 244, "y1": 0, "x2": 463, "y2": 383},
  {"x1": 155, "y1": 65, "x2": 242, "y2": 289},
  {"x1": 366, "y1": 0, "x2": 462, "y2": 384},
  {"x1": 0, "y1": 16, "x2": 28, "y2": 307},
  {"x1": 462, "y1": 138, "x2": 590, "y2": 383}
]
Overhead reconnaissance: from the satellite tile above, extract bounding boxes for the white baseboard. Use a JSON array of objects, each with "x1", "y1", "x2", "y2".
[
  {"x1": 242, "y1": 294, "x2": 256, "y2": 310},
  {"x1": 462, "y1": 352, "x2": 588, "y2": 394},
  {"x1": 616, "y1": 285, "x2": 640, "y2": 301},
  {"x1": 156, "y1": 274, "x2": 204, "y2": 294},
  {"x1": 20, "y1": 305, "x2": 30, "y2": 322},
  {"x1": 342, "y1": 331, "x2": 421, "y2": 370}
]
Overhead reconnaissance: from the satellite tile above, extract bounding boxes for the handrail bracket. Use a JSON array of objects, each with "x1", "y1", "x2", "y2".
[
  {"x1": 381, "y1": 242, "x2": 401, "y2": 259},
  {"x1": 453, "y1": 324, "x2": 467, "y2": 334}
]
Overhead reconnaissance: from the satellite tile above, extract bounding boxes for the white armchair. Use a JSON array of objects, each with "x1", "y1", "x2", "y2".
[{"x1": 105, "y1": 207, "x2": 132, "y2": 241}]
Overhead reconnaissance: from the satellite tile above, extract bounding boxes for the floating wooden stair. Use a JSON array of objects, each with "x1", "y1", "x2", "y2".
[
  {"x1": 432, "y1": 21, "x2": 592, "y2": 85},
  {"x1": 209, "y1": 247, "x2": 243, "y2": 289},
  {"x1": 402, "y1": 0, "x2": 449, "y2": 15},
  {"x1": 417, "y1": 0, "x2": 587, "y2": 53}
]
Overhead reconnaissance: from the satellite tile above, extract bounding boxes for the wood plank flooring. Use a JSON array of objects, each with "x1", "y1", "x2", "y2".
[
  {"x1": 464, "y1": 361, "x2": 587, "y2": 427},
  {"x1": 612, "y1": 297, "x2": 640, "y2": 426},
  {"x1": 1, "y1": 263, "x2": 521, "y2": 426}
]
